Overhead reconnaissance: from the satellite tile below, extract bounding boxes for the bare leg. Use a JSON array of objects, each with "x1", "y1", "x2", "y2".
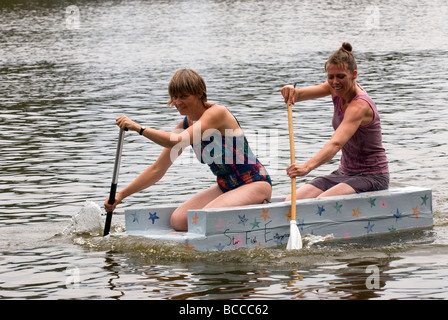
[
  {"x1": 204, "y1": 181, "x2": 271, "y2": 209},
  {"x1": 170, "y1": 185, "x2": 223, "y2": 231},
  {"x1": 285, "y1": 182, "x2": 356, "y2": 201},
  {"x1": 318, "y1": 183, "x2": 356, "y2": 198},
  {"x1": 285, "y1": 183, "x2": 324, "y2": 201},
  {"x1": 170, "y1": 182, "x2": 272, "y2": 231}
]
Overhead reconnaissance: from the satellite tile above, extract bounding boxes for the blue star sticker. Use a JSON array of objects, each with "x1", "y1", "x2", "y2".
[
  {"x1": 364, "y1": 221, "x2": 374, "y2": 233},
  {"x1": 316, "y1": 205, "x2": 325, "y2": 216},
  {"x1": 238, "y1": 214, "x2": 248, "y2": 226},
  {"x1": 215, "y1": 243, "x2": 225, "y2": 251},
  {"x1": 148, "y1": 212, "x2": 159, "y2": 224},
  {"x1": 393, "y1": 209, "x2": 403, "y2": 222}
]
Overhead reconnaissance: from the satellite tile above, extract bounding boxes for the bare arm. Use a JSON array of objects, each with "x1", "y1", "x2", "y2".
[
  {"x1": 115, "y1": 105, "x2": 233, "y2": 149},
  {"x1": 104, "y1": 120, "x2": 184, "y2": 212},
  {"x1": 281, "y1": 82, "x2": 333, "y2": 105},
  {"x1": 287, "y1": 99, "x2": 371, "y2": 177}
]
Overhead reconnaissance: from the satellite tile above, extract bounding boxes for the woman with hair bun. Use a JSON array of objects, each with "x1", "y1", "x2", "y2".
[{"x1": 281, "y1": 42, "x2": 389, "y2": 200}]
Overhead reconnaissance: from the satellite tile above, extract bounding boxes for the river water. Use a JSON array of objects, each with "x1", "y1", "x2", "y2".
[{"x1": 1, "y1": 0, "x2": 447, "y2": 301}]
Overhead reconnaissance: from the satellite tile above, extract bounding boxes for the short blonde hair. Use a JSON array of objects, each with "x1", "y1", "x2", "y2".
[{"x1": 167, "y1": 69, "x2": 207, "y2": 106}]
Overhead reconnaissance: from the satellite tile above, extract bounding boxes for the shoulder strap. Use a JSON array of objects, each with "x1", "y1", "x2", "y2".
[{"x1": 182, "y1": 104, "x2": 242, "y2": 129}]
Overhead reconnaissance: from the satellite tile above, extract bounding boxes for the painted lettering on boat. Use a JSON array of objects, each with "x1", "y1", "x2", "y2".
[{"x1": 222, "y1": 219, "x2": 288, "y2": 250}]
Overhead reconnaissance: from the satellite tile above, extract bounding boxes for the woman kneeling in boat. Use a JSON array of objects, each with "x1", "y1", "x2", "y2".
[
  {"x1": 104, "y1": 69, "x2": 272, "y2": 231},
  {"x1": 281, "y1": 42, "x2": 389, "y2": 200}
]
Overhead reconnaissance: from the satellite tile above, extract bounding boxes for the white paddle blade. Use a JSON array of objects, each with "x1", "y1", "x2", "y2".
[{"x1": 286, "y1": 220, "x2": 303, "y2": 250}]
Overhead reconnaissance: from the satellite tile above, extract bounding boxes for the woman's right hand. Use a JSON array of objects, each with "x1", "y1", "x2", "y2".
[
  {"x1": 104, "y1": 192, "x2": 123, "y2": 213},
  {"x1": 286, "y1": 163, "x2": 312, "y2": 178},
  {"x1": 281, "y1": 85, "x2": 296, "y2": 106}
]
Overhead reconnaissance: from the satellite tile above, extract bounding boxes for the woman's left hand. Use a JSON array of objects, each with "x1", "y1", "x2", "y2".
[{"x1": 116, "y1": 115, "x2": 139, "y2": 132}]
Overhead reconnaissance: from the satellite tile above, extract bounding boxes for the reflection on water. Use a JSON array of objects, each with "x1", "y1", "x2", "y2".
[
  {"x1": 2, "y1": 220, "x2": 446, "y2": 299},
  {"x1": 0, "y1": 0, "x2": 447, "y2": 300}
]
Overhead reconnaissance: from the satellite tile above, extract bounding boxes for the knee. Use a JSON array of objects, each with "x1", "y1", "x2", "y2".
[
  {"x1": 257, "y1": 181, "x2": 272, "y2": 201},
  {"x1": 170, "y1": 208, "x2": 188, "y2": 231}
]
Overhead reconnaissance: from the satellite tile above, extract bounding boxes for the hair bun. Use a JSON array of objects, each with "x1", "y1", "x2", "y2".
[
  {"x1": 326, "y1": 42, "x2": 357, "y2": 72},
  {"x1": 340, "y1": 42, "x2": 353, "y2": 53}
]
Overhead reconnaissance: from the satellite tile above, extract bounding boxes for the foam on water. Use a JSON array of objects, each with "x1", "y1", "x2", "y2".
[
  {"x1": 62, "y1": 201, "x2": 105, "y2": 236},
  {"x1": 63, "y1": 203, "x2": 339, "y2": 265},
  {"x1": 61, "y1": 202, "x2": 435, "y2": 267},
  {"x1": 70, "y1": 220, "x2": 425, "y2": 268}
]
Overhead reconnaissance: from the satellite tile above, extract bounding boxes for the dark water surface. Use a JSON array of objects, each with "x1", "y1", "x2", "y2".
[{"x1": 1, "y1": 0, "x2": 447, "y2": 300}]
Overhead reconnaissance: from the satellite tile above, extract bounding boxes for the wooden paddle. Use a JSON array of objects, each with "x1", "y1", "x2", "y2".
[
  {"x1": 103, "y1": 128, "x2": 126, "y2": 236},
  {"x1": 286, "y1": 84, "x2": 303, "y2": 250}
]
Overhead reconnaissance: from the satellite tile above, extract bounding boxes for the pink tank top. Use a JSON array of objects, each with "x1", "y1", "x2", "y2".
[{"x1": 332, "y1": 85, "x2": 389, "y2": 174}]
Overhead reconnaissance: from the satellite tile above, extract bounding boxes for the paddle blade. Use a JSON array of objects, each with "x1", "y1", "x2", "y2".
[{"x1": 286, "y1": 220, "x2": 303, "y2": 250}]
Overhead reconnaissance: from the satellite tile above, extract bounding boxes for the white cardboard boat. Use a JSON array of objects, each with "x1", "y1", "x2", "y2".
[{"x1": 123, "y1": 186, "x2": 433, "y2": 252}]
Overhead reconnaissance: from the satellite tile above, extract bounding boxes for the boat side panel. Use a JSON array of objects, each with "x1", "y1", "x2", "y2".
[
  {"x1": 125, "y1": 207, "x2": 176, "y2": 233},
  {"x1": 124, "y1": 187, "x2": 433, "y2": 251}
]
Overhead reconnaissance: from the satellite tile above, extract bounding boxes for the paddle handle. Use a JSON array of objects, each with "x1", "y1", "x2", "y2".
[
  {"x1": 103, "y1": 128, "x2": 126, "y2": 236},
  {"x1": 287, "y1": 103, "x2": 297, "y2": 221}
]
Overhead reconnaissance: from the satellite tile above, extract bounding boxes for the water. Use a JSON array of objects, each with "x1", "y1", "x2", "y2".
[{"x1": 1, "y1": 0, "x2": 447, "y2": 301}]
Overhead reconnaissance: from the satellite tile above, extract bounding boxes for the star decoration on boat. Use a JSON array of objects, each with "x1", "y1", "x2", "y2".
[
  {"x1": 238, "y1": 214, "x2": 248, "y2": 226},
  {"x1": 251, "y1": 217, "x2": 260, "y2": 229},
  {"x1": 216, "y1": 218, "x2": 223, "y2": 230},
  {"x1": 364, "y1": 221, "x2": 374, "y2": 233},
  {"x1": 261, "y1": 208, "x2": 270, "y2": 221},
  {"x1": 215, "y1": 243, "x2": 225, "y2": 251},
  {"x1": 352, "y1": 207, "x2": 362, "y2": 218},
  {"x1": 333, "y1": 202, "x2": 343, "y2": 214},
  {"x1": 148, "y1": 212, "x2": 159, "y2": 224},
  {"x1": 421, "y1": 194, "x2": 428, "y2": 206},
  {"x1": 412, "y1": 206, "x2": 421, "y2": 219},
  {"x1": 393, "y1": 209, "x2": 403, "y2": 221},
  {"x1": 316, "y1": 205, "x2": 325, "y2": 216},
  {"x1": 233, "y1": 235, "x2": 242, "y2": 246},
  {"x1": 192, "y1": 213, "x2": 199, "y2": 225},
  {"x1": 285, "y1": 209, "x2": 292, "y2": 222}
]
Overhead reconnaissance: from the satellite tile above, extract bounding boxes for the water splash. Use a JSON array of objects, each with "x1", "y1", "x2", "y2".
[
  {"x1": 302, "y1": 234, "x2": 335, "y2": 247},
  {"x1": 63, "y1": 201, "x2": 104, "y2": 236}
]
